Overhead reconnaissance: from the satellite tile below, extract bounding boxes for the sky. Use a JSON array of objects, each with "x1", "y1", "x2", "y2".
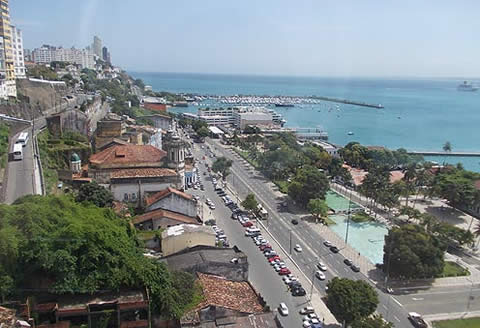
[{"x1": 11, "y1": 0, "x2": 480, "y2": 78}]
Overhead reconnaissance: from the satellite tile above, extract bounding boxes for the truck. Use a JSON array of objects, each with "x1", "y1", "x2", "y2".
[{"x1": 256, "y1": 204, "x2": 268, "y2": 219}]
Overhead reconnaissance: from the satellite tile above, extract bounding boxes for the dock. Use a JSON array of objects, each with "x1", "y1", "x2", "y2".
[
  {"x1": 311, "y1": 96, "x2": 384, "y2": 109},
  {"x1": 408, "y1": 151, "x2": 480, "y2": 157}
]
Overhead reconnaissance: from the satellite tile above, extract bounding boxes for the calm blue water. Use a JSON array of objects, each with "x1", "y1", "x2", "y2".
[{"x1": 131, "y1": 72, "x2": 480, "y2": 171}]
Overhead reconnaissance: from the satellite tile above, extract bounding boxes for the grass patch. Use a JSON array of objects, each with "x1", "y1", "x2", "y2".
[
  {"x1": 234, "y1": 148, "x2": 259, "y2": 168},
  {"x1": 436, "y1": 261, "x2": 470, "y2": 278},
  {"x1": 351, "y1": 211, "x2": 374, "y2": 223},
  {"x1": 0, "y1": 123, "x2": 10, "y2": 170},
  {"x1": 183, "y1": 281, "x2": 204, "y2": 313},
  {"x1": 433, "y1": 317, "x2": 480, "y2": 328},
  {"x1": 273, "y1": 180, "x2": 289, "y2": 194}
]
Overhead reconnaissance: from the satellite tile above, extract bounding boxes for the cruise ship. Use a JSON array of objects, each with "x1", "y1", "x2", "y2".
[{"x1": 457, "y1": 81, "x2": 479, "y2": 92}]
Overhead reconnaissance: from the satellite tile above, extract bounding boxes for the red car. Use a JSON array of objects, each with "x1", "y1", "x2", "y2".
[
  {"x1": 279, "y1": 268, "x2": 291, "y2": 275},
  {"x1": 260, "y1": 244, "x2": 271, "y2": 251},
  {"x1": 268, "y1": 255, "x2": 280, "y2": 262},
  {"x1": 242, "y1": 221, "x2": 253, "y2": 227}
]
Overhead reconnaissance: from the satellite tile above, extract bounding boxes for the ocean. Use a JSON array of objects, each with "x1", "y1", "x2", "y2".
[{"x1": 130, "y1": 72, "x2": 480, "y2": 171}]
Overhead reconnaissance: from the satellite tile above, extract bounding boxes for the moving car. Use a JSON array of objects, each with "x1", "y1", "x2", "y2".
[
  {"x1": 291, "y1": 219, "x2": 298, "y2": 225},
  {"x1": 294, "y1": 244, "x2": 303, "y2": 252},
  {"x1": 315, "y1": 271, "x2": 326, "y2": 280},
  {"x1": 408, "y1": 312, "x2": 428, "y2": 328},
  {"x1": 330, "y1": 246, "x2": 339, "y2": 253},
  {"x1": 317, "y1": 262, "x2": 327, "y2": 271},
  {"x1": 278, "y1": 302, "x2": 289, "y2": 316}
]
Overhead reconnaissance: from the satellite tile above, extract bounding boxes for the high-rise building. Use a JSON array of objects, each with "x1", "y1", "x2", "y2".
[
  {"x1": 92, "y1": 35, "x2": 102, "y2": 58},
  {"x1": 102, "y1": 46, "x2": 111, "y2": 63},
  {"x1": 0, "y1": 0, "x2": 16, "y2": 97},
  {"x1": 23, "y1": 48, "x2": 32, "y2": 62},
  {"x1": 11, "y1": 25, "x2": 25, "y2": 78}
]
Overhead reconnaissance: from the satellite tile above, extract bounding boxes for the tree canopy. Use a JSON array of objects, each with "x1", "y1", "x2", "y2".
[
  {"x1": 0, "y1": 195, "x2": 198, "y2": 319},
  {"x1": 212, "y1": 157, "x2": 233, "y2": 179},
  {"x1": 307, "y1": 198, "x2": 328, "y2": 223},
  {"x1": 241, "y1": 193, "x2": 258, "y2": 212},
  {"x1": 76, "y1": 182, "x2": 114, "y2": 208},
  {"x1": 326, "y1": 277, "x2": 379, "y2": 325},
  {"x1": 288, "y1": 165, "x2": 329, "y2": 207},
  {"x1": 383, "y1": 224, "x2": 445, "y2": 279}
]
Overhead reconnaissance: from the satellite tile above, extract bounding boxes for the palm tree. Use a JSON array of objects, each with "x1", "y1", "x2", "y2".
[{"x1": 443, "y1": 141, "x2": 452, "y2": 165}]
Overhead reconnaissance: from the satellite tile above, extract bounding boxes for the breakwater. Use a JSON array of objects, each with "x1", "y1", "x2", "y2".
[{"x1": 311, "y1": 96, "x2": 384, "y2": 108}]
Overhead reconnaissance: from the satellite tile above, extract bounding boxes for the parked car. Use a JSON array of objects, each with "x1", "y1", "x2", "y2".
[
  {"x1": 299, "y1": 307, "x2": 315, "y2": 315},
  {"x1": 292, "y1": 287, "x2": 306, "y2": 296},
  {"x1": 351, "y1": 265, "x2": 360, "y2": 272},
  {"x1": 278, "y1": 303, "x2": 289, "y2": 316},
  {"x1": 323, "y1": 240, "x2": 332, "y2": 247},
  {"x1": 344, "y1": 259, "x2": 353, "y2": 266},
  {"x1": 279, "y1": 268, "x2": 291, "y2": 275}
]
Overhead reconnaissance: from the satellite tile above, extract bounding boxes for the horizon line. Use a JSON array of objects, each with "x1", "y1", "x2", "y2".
[{"x1": 125, "y1": 70, "x2": 480, "y2": 81}]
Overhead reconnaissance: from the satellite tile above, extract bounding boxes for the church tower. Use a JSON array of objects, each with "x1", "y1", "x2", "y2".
[{"x1": 162, "y1": 130, "x2": 188, "y2": 190}]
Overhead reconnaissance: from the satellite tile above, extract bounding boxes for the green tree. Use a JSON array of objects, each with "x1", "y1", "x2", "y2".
[
  {"x1": 352, "y1": 315, "x2": 393, "y2": 328},
  {"x1": 196, "y1": 126, "x2": 210, "y2": 138},
  {"x1": 241, "y1": 193, "x2": 259, "y2": 212},
  {"x1": 383, "y1": 224, "x2": 445, "y2": 279},
  {"x1": 76, "y1": 182, "x2": 114, "y2": 207},
  {"x1": 288, "y1": 165, "x2": 329, "y2": 207},
  {"x1": 307, "y1": 198, "x2": 329, "y2": 224},
  {"x1": 212, "y1": 157, "x2": 233, "y2": 180},
  {"x1": 326, "y1": 277, "x2": 379, "y2": 325}
]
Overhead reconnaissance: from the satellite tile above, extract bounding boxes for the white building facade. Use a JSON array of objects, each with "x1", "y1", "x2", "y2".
[
  {"x1": 10, "y1": 25, "x2": 25, "y2": 78},
  {"x1": 32, "y1": 46, "x2": 94, "y2": 69}
]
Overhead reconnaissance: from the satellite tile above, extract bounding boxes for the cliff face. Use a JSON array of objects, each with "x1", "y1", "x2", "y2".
[{"x1": 0, "y1": 79, "x2": 69, "y2": 120}]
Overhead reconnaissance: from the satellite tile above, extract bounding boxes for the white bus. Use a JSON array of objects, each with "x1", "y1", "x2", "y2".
[
  {"x1": 12, "y1": 143, "x2": 23, "y2": 160},
  {"x1": 15, "y1": 132, "x2": 29, "y2": 147}
]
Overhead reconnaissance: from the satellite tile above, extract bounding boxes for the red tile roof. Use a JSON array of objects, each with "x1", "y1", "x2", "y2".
[
  {"x1": 146, "y1": 187, "x2": 193, "y2": 206},
  {"x1": 194, "y1": 273, "x2": 263, "y2": 314},
  {"x1": 133, "y1": 208, "x2": 200, "y2": 225},
  {"x1": 89, "y1": 145, "x2": 166, "y2": 166},
  {"x1": 475, "y1": 179, "x2": 480, "y2": 190},
  {"x1": 110, "y1": 168, "x2": 177, "y2": 179}
]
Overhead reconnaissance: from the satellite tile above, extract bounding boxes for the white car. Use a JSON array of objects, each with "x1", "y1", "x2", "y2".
[
  {"x1": 299, "y1": 306, "x2": 315, "y2": 315},
  {"x1": 278, "y1": 302, "x2": 289, "y2": 316},
  {"x1": 315, "y1": 271, "x2": 326, "y2": 280},
  {"x1": 317, "y1": 262, "x2": 327, "y2": 271},
  {"x1": 303, "y1": 314, "x2": 318, "y2": 321},
  {"x1": 302, "y1": 321, "x2": 311, "y2": 328},
  {"x1": 294, "y1": 244, "x2": 303, "y2": 252}
]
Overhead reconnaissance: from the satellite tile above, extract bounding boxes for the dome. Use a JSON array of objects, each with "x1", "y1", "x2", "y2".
[{"x1": 70, "y1": 152, "x2": 81, "y2": 162}]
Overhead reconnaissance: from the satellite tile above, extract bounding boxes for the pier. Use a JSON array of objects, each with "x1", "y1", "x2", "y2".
[
  {"x1": 311, "y1": 96, "x2": 384, "y2": 108},
  {"x1": 408, "y1": 151, "x2": 480, "y2": 157}
]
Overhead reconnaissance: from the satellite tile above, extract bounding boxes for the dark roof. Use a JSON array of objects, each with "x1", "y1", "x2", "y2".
[{"x1": 161, "y1": 245, "x2": 246, "y2": 271}]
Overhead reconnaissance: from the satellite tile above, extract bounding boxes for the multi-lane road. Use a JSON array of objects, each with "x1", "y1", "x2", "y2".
[{"x1": 198, "y1": 139, "x2": 418, "y2": 328}]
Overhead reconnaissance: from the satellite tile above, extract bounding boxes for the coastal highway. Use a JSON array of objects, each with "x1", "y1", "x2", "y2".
[
  {"x1": 204, "y1": 138, "x2": 414, "y2": 328},
  {"x1": 190, "y1": 146, "x2": 309, "y2": 328}
]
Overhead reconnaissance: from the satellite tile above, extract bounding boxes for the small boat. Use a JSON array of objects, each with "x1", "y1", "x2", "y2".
[{"x1": 347, "y1": 131, "x2": 354, "y2": 135}]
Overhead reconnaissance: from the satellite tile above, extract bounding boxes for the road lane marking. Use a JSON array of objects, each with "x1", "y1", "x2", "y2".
[
  {"x1": 394, "y1": 315, "x2": 400, "y2": 322},
  {"x1": 412, "y1": 297, "x2": 424, "y2": 301}
]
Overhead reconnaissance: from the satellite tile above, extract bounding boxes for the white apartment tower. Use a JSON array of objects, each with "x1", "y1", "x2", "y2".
[{"x1": 10, "y1": 25, "x2": 25, "y2": 78}]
